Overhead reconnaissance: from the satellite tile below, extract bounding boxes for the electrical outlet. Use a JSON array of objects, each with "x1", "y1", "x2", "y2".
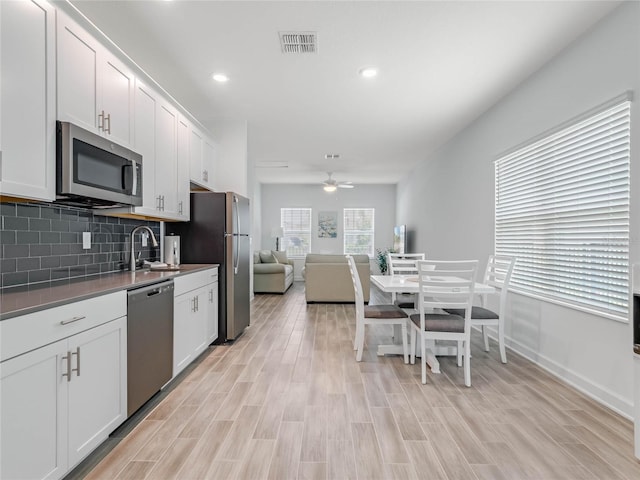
[
  {"x1": 141, "y1": 231, "x2": 148, "y2": 247},
  {"x1": 82, "y1": 232, "x2": 91, "y2": 249}
]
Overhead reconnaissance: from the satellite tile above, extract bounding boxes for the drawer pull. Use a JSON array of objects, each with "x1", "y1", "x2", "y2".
[{"x1": 60, "y1": 316, "x2": 86, "y2": 325}]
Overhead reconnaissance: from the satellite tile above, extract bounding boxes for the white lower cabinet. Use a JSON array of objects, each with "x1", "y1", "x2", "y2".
[
  {"x1": 67, "y1": 319, "x2": 127, "y2": 467},
  {"x1": 206, "y1": 278, "x2": 219, "y2": 344},
  {"x1": 173, "y1": 286, "x2": 208, "y2": 376},
  {"x1": 1, "y1": 341, "x2": 67, "y2": 480},
  {"x1": 0, "y1": 294, "x2": 127, "y2": 480},
  {"x1": 173, "y1": 268, "x2": 219, "y2": 376}
]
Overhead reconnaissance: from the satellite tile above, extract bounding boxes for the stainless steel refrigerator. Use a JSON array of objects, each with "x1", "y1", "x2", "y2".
[{"x1": 168, "y1": 192, "x2": 250, "y2": 342}]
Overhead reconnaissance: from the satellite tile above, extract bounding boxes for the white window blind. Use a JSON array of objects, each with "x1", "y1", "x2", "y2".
[
  {"x1": 344, "y1": 208, "x2": 375, "y2": 256},
  {"x1": 495, "y1": 99, "x2": 631, "y2": 319},
  {"x1": 281, "y1": 208, "x2": 312, "y2": 257}
]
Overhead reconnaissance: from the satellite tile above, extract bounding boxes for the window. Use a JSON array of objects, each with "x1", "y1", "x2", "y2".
[
  {"x1": 344, "y1": 208, "x2": 375, "y2": 256},
  {"x1": 495, "y1": 97, "x2": 631, "y2": 319},
  {"x1": 281, "y1": 208, "x2": 312, "y2": 257}
]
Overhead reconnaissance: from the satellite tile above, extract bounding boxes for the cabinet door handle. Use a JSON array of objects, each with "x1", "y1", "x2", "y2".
[
  {"x1": 191, "y1": 297, "x2": 196, "y2": 312},
  {"x1": 60, "y1": 316, "x2": 86, "y2": 325},
  {"x1": 62, "y1": 352, "x2": 72, "y2": 382},
  {"x1": 179, "y1": 201, "x2": 183, "y2": 215},
  {"x1": 209, "y1": 289, "x2": 213, "y2": 303},
  {"x1": 162, "y1": 195, "x2": 165, "y2": 211},
  {"x1": 71, "y1": 347, "x2": 81, "y2": 377},
  {"x1": 105, "y1": 113, "x2": 111, "y2": 134},
  {"x1": 98, "y1": 110, "x2": 105, "y2": 131}
]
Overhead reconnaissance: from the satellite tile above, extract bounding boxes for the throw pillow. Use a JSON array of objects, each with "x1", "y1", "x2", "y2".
[
  {"x1": 272, "y1": 250, "x2": 288, "y2": 264},
  {"x1": 259, "y1": 250, "x2": 278, "y2": 263}
]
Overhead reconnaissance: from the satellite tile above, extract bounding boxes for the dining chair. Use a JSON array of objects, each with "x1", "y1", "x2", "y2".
[
  {"x1": 409, "y1": 260, "x2": 478, "y2": 386},
  {"x1": 347, "y1": 255, "x2": 409, "y2": 363},
  {"x1": 387, "y1": 253, "x2": 425, "y2": 309},
  {"x1": 444, "y1": 255, "x2": 515, "y2": 363}
]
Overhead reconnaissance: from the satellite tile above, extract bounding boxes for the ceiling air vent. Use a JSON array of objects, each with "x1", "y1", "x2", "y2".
[{"x1": 279, "y1": 31, "x2": 317, "y2": 54}]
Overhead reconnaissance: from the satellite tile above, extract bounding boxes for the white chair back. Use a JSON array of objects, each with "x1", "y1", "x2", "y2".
[
  {"x1": 387, "y1": 253, "x2": 425, "y2": 276},
  {"x1": 483, "y1": 255, "x2": 515, "y2": 316},
  {"x1": 347, "y1": 255, "x2": 365, "y2": 321},
  {"x1": 416, "y1": 260, "x2": 478, "y2": 330}
]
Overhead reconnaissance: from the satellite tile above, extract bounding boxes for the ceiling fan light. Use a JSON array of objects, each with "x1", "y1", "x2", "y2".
[
  {"x1": 359, "y1": 67, "x2": 378, "y2": 78},
  {"x1": 323, "y1": 184, "x2": 337, "y2": 192}
]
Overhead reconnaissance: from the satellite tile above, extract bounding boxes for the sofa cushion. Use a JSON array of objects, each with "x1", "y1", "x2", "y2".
[
  {"x1": 254, "y1": 263, "x2": 288, "y2": 274},
  {"x1": 272, "y1": 250, "x2": 289, "y2": 264},
  {"x1": 303, "y1": 253, "x2": 370, "y2": 303},
  {"x1": 253, "y1": 251, "x2": 261, "y2": 264},
  {"x1": 259, "y1": 250, "x2": 278, "y2": 263}
]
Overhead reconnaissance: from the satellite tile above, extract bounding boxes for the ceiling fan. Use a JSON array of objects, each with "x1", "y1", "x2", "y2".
[{"x1": 322, "y1": 172, "x2": 354, "y2": 192}]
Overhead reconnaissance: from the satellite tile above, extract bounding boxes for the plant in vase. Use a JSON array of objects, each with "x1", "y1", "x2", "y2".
[{"x1": 375, "y1": 247, "x2": 397, "y2": 274}]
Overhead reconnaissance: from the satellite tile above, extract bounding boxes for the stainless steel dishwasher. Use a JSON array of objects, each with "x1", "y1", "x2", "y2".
[{"x1": 127, "y1": 280, "x2": 174, "y2": 416}]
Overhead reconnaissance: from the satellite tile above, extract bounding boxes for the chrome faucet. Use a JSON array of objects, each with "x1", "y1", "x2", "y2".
[{"x1": 129, "y1": 225, "x2": 158, "y2": 271}]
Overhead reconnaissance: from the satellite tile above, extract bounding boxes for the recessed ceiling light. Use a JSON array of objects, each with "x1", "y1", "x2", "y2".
[
  {"x1": 212, "y1": 73, "x2": 229, "y2": 83},
  {"x1": 359, "y1": 67, "x2": 378, "y2": 78}
]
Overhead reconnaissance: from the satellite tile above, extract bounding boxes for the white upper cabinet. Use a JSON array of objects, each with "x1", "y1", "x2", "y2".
[
  {"x1": 176, "y1": 115, "x2": 191, "y2": 221},
  {"x1": 189, "y1": 124, "x2": 216, "y2": 191},
  {"x1": 57, "y1": 11, "x2": 134, "y2": 148},
  {"x1": 189, "y1": 127, "x2": 203, "y2": 184},
  {"x1": 155, "y1": 101, "x2": 178, "y2": 217},
  {"x1": 129, "y1": 80, "x2": 183, "y2": 220},
  {"x1": 0, "y1": 0, "x2": 56, "y2": 202},
  {"x1": 202, "y1": 137, "x2": 217, "y2": 191},
  {"x1": 134, "y1": 81, "x2": 157, "y2": 212}
]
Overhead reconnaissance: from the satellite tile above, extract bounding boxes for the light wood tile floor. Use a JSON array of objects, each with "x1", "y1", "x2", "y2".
[{"x1": 71, "y1": 282, "x2": 640, "y2": 480}]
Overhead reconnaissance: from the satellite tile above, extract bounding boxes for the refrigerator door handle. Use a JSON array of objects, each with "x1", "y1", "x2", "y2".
[
  {"x1": 233, "y1": 194, "x2": 241, "y2": 274},
  {"x1": 233, "y1": 195, "x2": 240, "y2": 234},
  {"x1": 233, "y1": 234, "x2": 239, "y2": 274}
]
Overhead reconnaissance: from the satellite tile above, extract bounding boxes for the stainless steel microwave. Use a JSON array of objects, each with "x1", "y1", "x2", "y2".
[{"x1": 56, "y1": 121, "x2": 143, "y2": 207}]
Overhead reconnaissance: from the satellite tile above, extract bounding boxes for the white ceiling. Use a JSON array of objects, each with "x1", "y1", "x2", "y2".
[{"x1": 68, "y1": 0, "x2": 620, "y2": 186}]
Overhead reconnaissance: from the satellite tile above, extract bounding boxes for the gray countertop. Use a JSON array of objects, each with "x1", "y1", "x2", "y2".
[{"x1": 0, "y1": 264, "x2": 218, "y2": 320}]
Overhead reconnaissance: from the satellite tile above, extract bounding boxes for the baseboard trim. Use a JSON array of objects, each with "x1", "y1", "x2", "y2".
[{"x1": 479, "y1": 326, "x2": 633, "y2": 420}]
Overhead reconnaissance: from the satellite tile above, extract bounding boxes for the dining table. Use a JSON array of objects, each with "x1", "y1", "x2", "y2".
[{"x1": 370, "y1": 274, "x2": 495, "y2": 374}]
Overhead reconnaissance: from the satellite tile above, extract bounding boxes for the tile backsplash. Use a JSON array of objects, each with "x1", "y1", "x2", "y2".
[{"x1": 1, "y1": 201, "x2": 159, "y2": 288}]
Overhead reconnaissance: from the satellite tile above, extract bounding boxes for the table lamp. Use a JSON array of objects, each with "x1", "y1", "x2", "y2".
[{"x1": 271, "y1": 227, "x2": 284, "y2": 251}]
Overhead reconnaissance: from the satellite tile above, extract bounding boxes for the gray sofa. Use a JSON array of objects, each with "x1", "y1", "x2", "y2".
[
  {"x1": 303, "y1": 254, "x2": 370, "y2": 303},
  {"x1": 253, "y1": 250, "x2": 294, "y2": 293}
]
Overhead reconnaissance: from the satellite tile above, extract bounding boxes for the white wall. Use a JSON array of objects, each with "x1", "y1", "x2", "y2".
[
  {"x1": 261, "y1": 184, "x2": 396, "y2": 279},
  {"x1": 211, "y1": 119, "x2": 248, "y2": 196},
  {"x1": 397, "y1": 2, "x2": 640, "y2": 417}
]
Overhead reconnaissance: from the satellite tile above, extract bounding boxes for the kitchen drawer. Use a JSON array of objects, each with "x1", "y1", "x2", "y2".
[
  {"x1": 1, "y1": 291, "x2": 126, "y2": 362},
  {"x1": 174, "y1": 268, "x2": 218, "y2": 296}
]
